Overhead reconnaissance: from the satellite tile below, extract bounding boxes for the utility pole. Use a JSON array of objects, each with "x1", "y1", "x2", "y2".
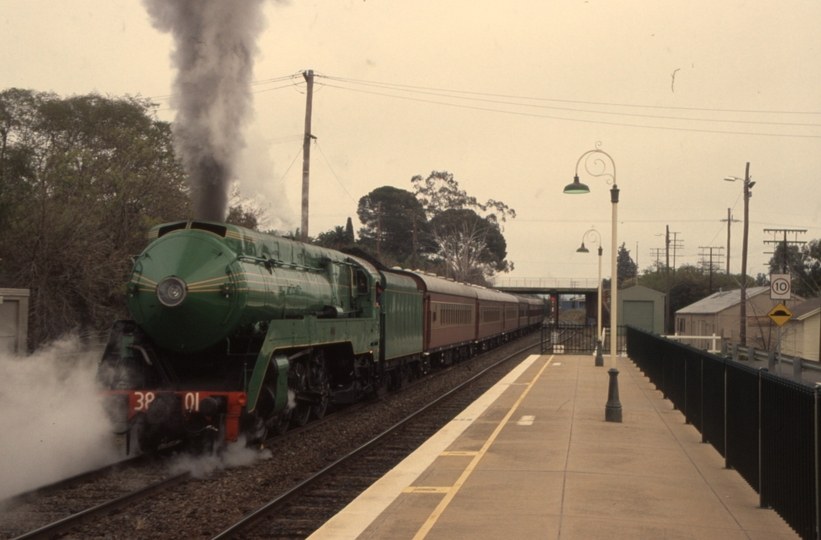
[
  {"x1": 300, "y1": 69, "x2": 315, "y2": 243},
  {"x1": 376, "y1": 201, "x2": 382, "y2": 260},
  {"x1": 650, "y1": 248, "x2": 664, "y2": 272},
  {"x1": 698, "y1": 246, "x2": 724, "y2": 295},
  {"x1": 670, "y1": 232, "x2": 683, "y2": 272},
  {"x1": 412, "y1": 213, "x2": 419, "y2": 269},
  {"x1": 740, "y1": 162, "x2": 752, "y2": 347},
  {"x1": 720, "y1": 208, "x2": 740, "y2": 274},
  {"x1": 763, "y1": 228, "x2": 807, "y2": 273},
  {"x1": 665, "y1": 225, "x2": 671, "y2": 334}
]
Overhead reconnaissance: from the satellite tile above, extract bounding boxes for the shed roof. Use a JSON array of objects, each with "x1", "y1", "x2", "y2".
[
  {"x1": 676, "y1": 286, "x2": 768, "y2": 315},
  {"x1": 620, "y1": 285, "x2": 666, "y2": 300},
  {"x1": 790, "y1": 297, "x2": 821, "y2": 320}
]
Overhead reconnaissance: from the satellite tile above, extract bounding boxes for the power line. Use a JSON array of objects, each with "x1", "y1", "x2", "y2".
[
  {"x1": 314, "y1": 141, "x2": 358, "y2": 205},
  {"x1": 318, "y1": 76, "x2": 821, "y2": 128},
  {"x1": 316, "y1": 82, "x2": 821, "y2": 140},
  {"x1": 321, "y1": 75, "x2": 821, "y2": 116}
]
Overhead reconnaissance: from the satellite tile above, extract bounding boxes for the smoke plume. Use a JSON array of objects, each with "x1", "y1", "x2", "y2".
[
  {"x1": 0, "y1": 337, "x2": 119, "y2": 502},
  {"x1": 143, "y1": 0, "x2": 268, "y2": 221}
]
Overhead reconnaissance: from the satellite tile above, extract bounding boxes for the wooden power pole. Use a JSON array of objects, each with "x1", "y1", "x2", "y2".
[
  {"x1": 300, "y1": 70, "x2": 315, "y2": 242},
  {"x1": 720, "y1": 208, "x2": 740, "y2": 274}
]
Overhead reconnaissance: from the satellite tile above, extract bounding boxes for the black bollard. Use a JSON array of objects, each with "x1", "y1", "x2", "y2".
[
  {"x1": 605, "y1": 368, "x2": 622, "y2": 423},
  {"x1": 595, "y1": 339, "x2": 604, "y2": 367}
]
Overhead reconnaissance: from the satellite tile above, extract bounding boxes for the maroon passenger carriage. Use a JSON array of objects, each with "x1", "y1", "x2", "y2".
[{"x1": 389, "y1": 270, "x2": 544, "y2": 367}]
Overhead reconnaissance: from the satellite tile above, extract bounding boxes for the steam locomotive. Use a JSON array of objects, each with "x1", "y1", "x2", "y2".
[{"x1": 97, "y1": 220, "x2": 544, "y2": 452}]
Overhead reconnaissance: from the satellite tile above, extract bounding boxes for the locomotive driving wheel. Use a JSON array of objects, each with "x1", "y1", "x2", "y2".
[
  {"x1": 272, "y1": 406, "x2": 292, "y2": 435},
  {"x1": 310, "y1": 352, "x2": 330, "y2": 420},
  {"x1": 291, "y1": 360, "x2": 311, "y2": 427}
]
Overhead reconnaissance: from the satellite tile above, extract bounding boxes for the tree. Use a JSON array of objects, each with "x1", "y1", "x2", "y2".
[
  {"x1": 411, "y1": 171, "x2": 515, "y2": 283},
  {"x1": 225, "y1": 204, "x2": 259, "y2": 230},
  {"x1": 0, "y1": 89, "x2": 190, "y2": 349},
  {"x1": 428, "y1": 209, "x2": 511, "y2": 282},
  {"x1": 767, "y1": 239, "x2": 820, "y2": 298},
  {"x1": 344, "y1": 217, "x2": 355, "y2": 244},
  {"x1": 617, "y1": 243, "x2": 638, "y2": 287},
  {"x1": 638, "y1": 263, "x2": 755, "y2": 318},
  {"x1": 356, "y1": 185, "x2": 426, "y2": 264},
  {"x1": 316, "y1": 225, "x2": 353, "y2": 250}
]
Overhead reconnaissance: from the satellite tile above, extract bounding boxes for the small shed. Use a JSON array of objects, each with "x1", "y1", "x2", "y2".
[
  {"x1": 619, "y1": 285, "x2": 665, "y2": 334},
  {"x1": 781, "y1": 297, "x2": 820, "y2": 361},
  {"x1": 0, "y1": 288, "x2": 30, "y2": 355},
  {"x1": 675, "y1": 286, "x2": 805, "y2": 350}
]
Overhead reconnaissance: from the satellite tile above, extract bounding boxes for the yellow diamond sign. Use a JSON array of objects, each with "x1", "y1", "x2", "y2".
[{"x1": 768, "y1": 303, "x2": 793, "y2": 327}]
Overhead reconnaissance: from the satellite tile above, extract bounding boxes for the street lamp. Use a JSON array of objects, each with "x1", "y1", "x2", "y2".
[
  {"x1": 577, "y1": 228, "x2": 604, "y2": 366},
  {"x1": 564, "y1": 142, "x2": 622, "y2": 422},
  {"x1": 725, "y1": 163, "x2": 754, "y2": 346}
]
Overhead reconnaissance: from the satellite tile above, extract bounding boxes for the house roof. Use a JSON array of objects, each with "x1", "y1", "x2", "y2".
[
  {"x1": 790, "y1": 297, "x2": 821, "y2": 320},
  {"x1": 676, "y1": 286, "x2": 769, "y2": 315}
]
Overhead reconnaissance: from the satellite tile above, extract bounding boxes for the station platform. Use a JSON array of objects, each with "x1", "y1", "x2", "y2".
[{"x1": 308, "y1": 354, "x2": 799, "y2": 540}]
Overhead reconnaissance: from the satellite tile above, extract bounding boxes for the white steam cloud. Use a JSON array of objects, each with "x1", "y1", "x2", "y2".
[
  {"x1": 168, "y1": 436, "x2": 271, "y2": 479},
  {"x1": 0, "y1": 337, "x2": 119, "y2": 501},
  {"x1": 143, "y1": 0, "x2": 269, "y2": 222}
]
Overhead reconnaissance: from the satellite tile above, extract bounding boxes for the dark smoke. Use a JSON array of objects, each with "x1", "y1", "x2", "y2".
[{"x1": 143, "y1": 0, "x2": 268, "y2": 221}]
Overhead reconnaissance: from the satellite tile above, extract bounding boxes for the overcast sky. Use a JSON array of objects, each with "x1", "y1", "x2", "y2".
[{"x1": 3, "y1": 0, "x2": 820, "y2": 284}]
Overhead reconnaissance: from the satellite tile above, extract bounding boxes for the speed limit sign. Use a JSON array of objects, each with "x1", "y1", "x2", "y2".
[{"x1": 770, "y1": 274, "x2": 791, "y2": 300}]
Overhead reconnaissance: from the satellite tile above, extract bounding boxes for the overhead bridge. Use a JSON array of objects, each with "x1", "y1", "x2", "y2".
[
  {"x1": 491, "y1": 277, "x2": 600, "y2": 296},
  {"x1": 491, "y1": 277, "x2": 603, "y2": 326}
]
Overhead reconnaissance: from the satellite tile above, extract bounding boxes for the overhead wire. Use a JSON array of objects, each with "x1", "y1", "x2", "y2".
[
  {"x1": 319, "y1": 75, "x2": 821, "y2": 128},
  {"x1": 321, "y1": 75, "x2": 821, "y2": 116},
  {"x1": 315, "y1": 81, "x2": 821, "y2": 139},
  {"x1": 314, "y1": 141, "x2": 358, "y2": 204}
]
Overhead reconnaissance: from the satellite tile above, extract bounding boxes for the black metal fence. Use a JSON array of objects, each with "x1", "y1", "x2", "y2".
[
  {"x1": 540, "y1": 323, "x2": 627, "y2": 355},
  {"x1": 627, "y1": 326, "x2": 819, "y2": 540}
]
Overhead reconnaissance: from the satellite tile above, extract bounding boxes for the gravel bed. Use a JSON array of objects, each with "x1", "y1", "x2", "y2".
[
  {"x1": 41, "y1": 334, "x2": 540, "y2": 540},
  {"x1": 0, "y1": 459, "x2": 184, "y2": 540}
]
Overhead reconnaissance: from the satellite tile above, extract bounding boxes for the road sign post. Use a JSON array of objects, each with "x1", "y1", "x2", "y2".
[{"x1": 768, "y1": 303, "x2": 793, "y2": 376}]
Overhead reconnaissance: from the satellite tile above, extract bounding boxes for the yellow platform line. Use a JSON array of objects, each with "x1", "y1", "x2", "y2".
[{"x1": 412, "y1": 355, "x2": 554, "y2": 540}]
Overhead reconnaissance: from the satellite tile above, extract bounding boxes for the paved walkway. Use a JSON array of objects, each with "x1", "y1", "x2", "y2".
[{"x1": 309, "y1": 354, "x2": 799, "y2": 539}]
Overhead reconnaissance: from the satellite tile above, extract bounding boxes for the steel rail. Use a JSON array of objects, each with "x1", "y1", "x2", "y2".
[
  {"x1": 10, "y1": 473, "x2": 190, "y2": 540},
  {"x1": 0, "y1": 442, "x2": 186, "y2": 512},
  {"x1": 210, "y1": 340, "x2": 541, "y2": 539}
]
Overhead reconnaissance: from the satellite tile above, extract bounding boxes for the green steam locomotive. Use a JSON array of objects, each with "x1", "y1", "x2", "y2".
[{"x1": 98, "y1": 220, "x2": 542, "y2": 452}]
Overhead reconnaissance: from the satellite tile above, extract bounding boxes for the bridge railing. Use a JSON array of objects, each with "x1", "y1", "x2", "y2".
[
  {"x1": 627, "y1": 326, "x2": 819, "y2": 540},
  {"x1": 492, "y1": 277, "x2": 601, "y2": 290}
]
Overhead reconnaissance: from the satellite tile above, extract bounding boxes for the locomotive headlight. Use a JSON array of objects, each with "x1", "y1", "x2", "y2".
[{"x1": 157, "y1": 276, "x2": 187, "y2": 307}]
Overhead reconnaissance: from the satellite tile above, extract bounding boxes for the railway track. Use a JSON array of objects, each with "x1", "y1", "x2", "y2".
[
  {"x1": 0, "y1": 456, "x2": 185, "y2": 540},
  {"x1": 0, "y1": 333, "x2": 540, "y2": 540},
  {"x1": 211, "y1": 338, "x2": 540, "y2": 539}
]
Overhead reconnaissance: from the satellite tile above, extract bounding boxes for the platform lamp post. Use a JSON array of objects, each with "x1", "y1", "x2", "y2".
[
  {"x1": 576, "y1": 228, "x2": 604, "y2": 367},
  {"x1": 564, "y1": 142, "x2": 622, "y2": 422}
]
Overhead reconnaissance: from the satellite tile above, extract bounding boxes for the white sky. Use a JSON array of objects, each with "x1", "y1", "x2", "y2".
[{"x1": 2, "y1": 0, "x2": 820, "y2": 283}]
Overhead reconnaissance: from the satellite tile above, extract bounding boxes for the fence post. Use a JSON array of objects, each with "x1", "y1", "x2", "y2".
[
  {"x1": 768, "y1": 351, "x2": 777, "y2": 372},
  {"x1": 701, "y1": 356, "x2": 707, "y2": 443},
  {"x1": 759, "y1": 367, "x2": 767, "y2": 509},
  {"x1": 794, "y1": 356, "x2": 803, "y2": 383},
  {"x1": 725, "y1": 359, "x2": 730, "y2": 470},
  {"x1": 732, "y1": 343, "x2": 739, "y2": 362},
  {"x1": 749, "y1": 346, "x2": 757, "y2": 363},
  {"x1": 812, "y1": 383, "x2": 821, "y2": 540}
]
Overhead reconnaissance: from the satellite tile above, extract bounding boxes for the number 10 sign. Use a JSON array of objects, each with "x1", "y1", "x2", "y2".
[{"x1": 770, "y1": 274, "x2": 791, "y2": 300}]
